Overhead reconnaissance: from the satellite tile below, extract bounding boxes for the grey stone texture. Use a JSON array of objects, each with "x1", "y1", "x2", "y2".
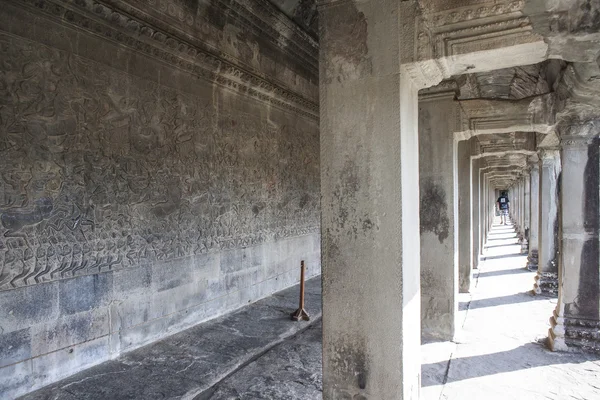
[
  {"x1": 17, "y1": 277, "x2": 322, "y2": 400},
  {"x1": 419, "y1": 91, "x2": 457, "y2": 341},
  {"x1": 535, "y1": 149, "x2": 561, "y2": 296},
  {"x1": 320, "y1": 1, "x2": 423, "y2": 398},
  {"x1": 528, "y1": 162, "x2": 540, "y2": 270},
  {"x1": 0, "y1": 0, "x2": 320, "y2": 397},
  {"x1": 550, "y1": 125, "x2": 600, "y2": 353},
  {"x1": 457, "y1": 141, "x2": 472, "y2": 293}
]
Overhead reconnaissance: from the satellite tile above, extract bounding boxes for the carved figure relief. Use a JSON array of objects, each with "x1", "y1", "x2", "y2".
[{"x1": 0, "y1": 33, "x2": 319, "y2": 290}]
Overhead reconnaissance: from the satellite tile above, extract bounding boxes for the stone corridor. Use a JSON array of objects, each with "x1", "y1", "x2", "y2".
[
  {"x1": 3, "y1": 1, "x2": 600, "y2": 398},
  {"x1": 20, "y1": 219, "x2": 600, "y2": 400},
  {"x1": 422, "y1": 219, "x2": 600, "y2": 400}
]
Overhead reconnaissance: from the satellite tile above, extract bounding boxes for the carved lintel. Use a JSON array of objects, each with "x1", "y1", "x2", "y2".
[{"x1": 401, "y1": 59, "x2": 446, "y2": 90}]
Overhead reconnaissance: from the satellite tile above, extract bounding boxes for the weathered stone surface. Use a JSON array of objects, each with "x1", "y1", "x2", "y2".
[
  {"x1": 419, "y1": 91, "x2": 457, "y2": 341},
  {"x1": 320, "y1": 2, "x2": 421, "y2": 398},
  {"x1": 0, "y1": 329, "x2": 31, "y2": 368},
  {"x1": 208, "y1": 322, "x2": 322, "y2": 399},
  {"x1": 549, "y1": 126, "x2": 600, "y2": 353},
  {"x1": 18, "y1": 278, "x2": 321, "y2": 400},
  {"x1": 534, "y1": 149, "x2": 561, "y2": 296},
  {"x1": 0, "y1": 0, "x2": 320, "y2": 396}
]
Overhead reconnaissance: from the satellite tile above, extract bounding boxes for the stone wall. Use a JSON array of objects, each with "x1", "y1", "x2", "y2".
[{"x1": 0, "y1": 1, "x2": 320, "y2": 397}]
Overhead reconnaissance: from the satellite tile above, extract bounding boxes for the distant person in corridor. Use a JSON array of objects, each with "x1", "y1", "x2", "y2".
[{"x1": 497, "y1": 191, "x2": 510, "y2": 225}]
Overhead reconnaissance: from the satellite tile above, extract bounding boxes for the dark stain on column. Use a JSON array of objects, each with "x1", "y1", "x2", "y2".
[
  {"x1": 420, "y1": 178, "x2": 450, "y2": 243},
  {"x1": 320, "y1": 2, "x2": 371, "y2": 83},
  {"x1": 573, "y1": 138, "x2": 599, "y2": 317},
  {"x1": 330, "y1": 337, "x2": 369, "y2": 396}
]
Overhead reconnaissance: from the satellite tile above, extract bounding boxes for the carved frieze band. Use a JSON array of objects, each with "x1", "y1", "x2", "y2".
[
  {"x1": 9, "y1": 0, "x2": 319, "y2": 120},
  {"x1": 0, "y1": 29, "x2": 319, "y2": 290}
]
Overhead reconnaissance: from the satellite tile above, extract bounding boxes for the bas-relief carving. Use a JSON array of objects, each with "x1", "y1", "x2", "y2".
[
  {"x1": 9, "y1": 0, "x2": 318, "y2": 119},
  {"x1": 0, "y1": 33, "x2": 320, "y2": 291}
]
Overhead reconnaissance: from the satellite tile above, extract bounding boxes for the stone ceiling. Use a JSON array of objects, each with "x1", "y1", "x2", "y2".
[
  {"x1": 267, "y1": 0, "x2": 318, "y2": 38},
  {"x1": 457, "y1": 60, "x2": 566, "y2": 100}
]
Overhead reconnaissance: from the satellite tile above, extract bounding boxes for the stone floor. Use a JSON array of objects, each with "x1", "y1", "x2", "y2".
[
  {"x1": 20, "y1": 219, "x2": 600, "y2": 399},
  {"x1": 20, "y1": 278, "x2": 323, "y2": 400},
  {"x1": 422, "y1": 220, "x2": 600, "y2": 400}
]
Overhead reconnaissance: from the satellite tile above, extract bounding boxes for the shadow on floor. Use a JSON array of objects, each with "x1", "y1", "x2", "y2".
[
  {"x1": 459, "y1": 292, "x2": 544, "y2": 310},
  {"x1": 484, "y1": 243, "x2": 519, "y2": 249},
  {"x1": 422, "y1": 342, "x2": 600, "y2": 387},
  {"x1": 482, "y1": 252, "x2": 524, "y2": 261},
  {"x1": 477, "y1": 268, "x2": 533, "y2": 278},
  {"x1": 486, "y1": 236, "x2": 518, "y2": 242},
  {"x1": 488, "y1": 229, "x2": 516, "y2": 234}
]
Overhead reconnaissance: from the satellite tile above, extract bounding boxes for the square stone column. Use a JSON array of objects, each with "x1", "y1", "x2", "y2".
[
  {"x1": 471, "y1": 158, "x2": 481, "y2": 270},
  {"x1": 419, "y1": 92, "x2": 458, "y2": 341},
  {"x1": 458, "y1": 141, "x2": 472, "y2": 293},
  {"x1": 522, "y1": 173, "x2": 531, "y2": 253},
  {"x1": 320, "y1": 1, "x2": 421, "y2": 398},
  {"x1": 534, "y1": 148, "x2": 561, "y2": 296},
  {"x1": 513, "y1": 181, "x2": 518, "y2": 227},
  {"x1": 549, "y1": 122, "x2": 600, "y2": 352},
  {"x1": 519, "y1": 177, "x2": 525, "y2": 234},
  {"x1": 479, "y1": 167, "x2": 486, "y2": 256},
  {"x1": 528, "y1": 159, "x2": 540, "y2": 270},
  {"x1": 515, "y1": 179, "x2": 520, "y2": 229}
]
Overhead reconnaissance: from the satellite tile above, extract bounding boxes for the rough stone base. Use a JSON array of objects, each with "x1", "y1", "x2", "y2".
[
  {"x1": 520, "y1": 239, "x2": 529, "y2": 254},
  {"x1": 526, "y1": 250, "x2": 538, "y2": 271},
  {"x1": 534, "y1": 271, "x2": 558, "y2": 296},
  {"x1": 549, "y1": 311, "x2": 600, "y2": 353}
]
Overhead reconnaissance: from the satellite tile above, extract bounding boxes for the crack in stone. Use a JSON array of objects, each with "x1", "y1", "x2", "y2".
[{"x1": 192, "y1": 316, "x2": 321, "y2": 400}]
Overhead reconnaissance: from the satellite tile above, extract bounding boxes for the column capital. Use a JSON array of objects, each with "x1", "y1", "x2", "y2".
[
  {"x1": 557, "y1": 118, "x2": 600, "y2": 145},
  {"x1": 527, "y1": 154, "x2": 539, "y2": 165},
  {"x1": 538, "y1": 147, "x2": 560, "y2": 164},
  {"x1": 560, "y1": 134, "x2": 596, "y2": 149}
]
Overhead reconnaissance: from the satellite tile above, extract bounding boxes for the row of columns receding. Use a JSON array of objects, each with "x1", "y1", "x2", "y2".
[
  {"x1": 321, "y1": 82, "x2": 599, "y2": 400},
  {"x1": 319, "y1": 4, "x2": 599, "y2": 399}
]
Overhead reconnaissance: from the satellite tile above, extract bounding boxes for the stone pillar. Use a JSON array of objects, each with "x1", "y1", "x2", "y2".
[
  {"x1": 481, "y1": 173, "x2": 487, "y2": 244},
  {"x1": 320, "y1": 2, "x2": 420, "y2": 398},
  {"x1": 519, "y1": 177, "x2": 524, "y2": 232},
  {"x1": 522, "y1": 173, "x2": 531, "y2": 253},
  {"x1": 471, "y1": 158, "x2": 481, "y2": 270},
  {"x1": 534, "y1": 148, "x2": 561, "y2": 296},
  {"x1": 528, "y1": 159, "x2": 540, "y2": 270},
  {"x1": 510, "y1": 184, "x2": 515, "y2": 222},
  {"x1": 458, "y1": 141, "x2": 472, "y2": 293},
  {"x1": 513, "y1": 181, "x2": 517, "y2": 227},
  {"x1": 419, "y1": 93, "x2": 457, "y2": 341},
  {"x1": 549, "y1": 122, "x2": 600, "y2": 352},
  {"x1": 479, "y1": 167, "x2": 486, "y2": 256}
]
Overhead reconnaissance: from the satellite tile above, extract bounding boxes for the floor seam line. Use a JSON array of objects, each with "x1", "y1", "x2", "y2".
[{"x1": 191, "y1": 316, "x2": 322, "y2": 400}]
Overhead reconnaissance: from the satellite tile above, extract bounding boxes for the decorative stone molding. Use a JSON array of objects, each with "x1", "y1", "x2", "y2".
[
  {"x1": 538, "y1": 147, "x2": 560, "y2": 164},
  {"x1": 550, "y1": 311, "x2": 600, "y2": 353},
  {"x1": 105, "y1": 0, "x2": 319, "y2": 69},
  {"x1": 456, "y1": 93, "x2": 556, "y2": 139},
  {"x1": 419, "y1": 0, "x2": 541, "y2": 59},
  {"x1": 534, "y1": 270, "x2": 558, "y2": 296},
  {"x1": 557, "y1": 117, "x2": 600, "y2": 144},
  {"x1": 527, "y1": 249, "x2": 538, "y2": 270},
  {"x1": 9, "y1": 0, "x2": 320, "y2": 120}
]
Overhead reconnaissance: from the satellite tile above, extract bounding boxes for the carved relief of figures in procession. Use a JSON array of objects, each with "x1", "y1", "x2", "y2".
[{"x1": 0, "y1": 33, "x2": 319, "y2": 291}]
